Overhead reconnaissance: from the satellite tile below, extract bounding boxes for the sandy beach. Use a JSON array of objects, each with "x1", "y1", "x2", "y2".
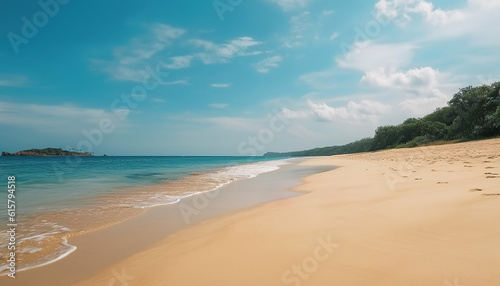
[
  {"x1": 5, "y1": 138, "x2": 500, "y2": 285},
  {"x1": 76, "y1": 138, "x2": 500, "y2": 286},
  {"x1": 4, "y1": 0, "x2": 500, "y2": 284}
]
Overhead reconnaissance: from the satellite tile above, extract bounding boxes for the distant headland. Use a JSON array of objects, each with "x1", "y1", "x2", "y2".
[{"x1": 2, "y1": 148, "x2": 94, "y2": 156}]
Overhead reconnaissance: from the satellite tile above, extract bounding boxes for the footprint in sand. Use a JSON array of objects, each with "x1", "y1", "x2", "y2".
[
  {"x1": 482, "y1": 193, "x2": 500, "y2": 196},
  {"x1": 437, "y1": 182, "x2": 449, "y2": 184},
  {"x1": 469, "y1": 188, "x2": 483, "y2": 192},
  {"x1": 485, "y1": 166, "x2": 495, "y2": 169}
]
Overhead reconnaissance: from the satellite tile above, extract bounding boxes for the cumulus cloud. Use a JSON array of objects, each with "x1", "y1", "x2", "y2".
[
  {"x1": 361, "y1": 67, "x2": 439, "y2": 89},
  {"x1": 399, "y1": 89, "x2": 450, "y2": 116},
  {"x1": 282, "y1": 107, "x2": 310, "y2": 119},
  {"x1": 280, "y1": 99, "x2": 391, "y2": 123},
  {"x1": 373, "y1": 0, "x2": 500, "y2": 48},
  {"x1": 254, "y1": 56, "x2": 283, "y2": 73},
  {"x1": 360, "y1": 66, "x2": 453, "y2": 115},
  {"x1": 337, "y1": 41, "x2": 415, "y2": 72},
  {"x1": 375, "y1": 0, "x2": 467, "y2": 26},
  {"x1": 307, "y1": 99, "x2": 391, "y2": 123}
]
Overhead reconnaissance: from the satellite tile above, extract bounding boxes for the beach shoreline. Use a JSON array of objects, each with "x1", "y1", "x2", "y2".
[
  {"x1": 3, "y1": 138, "x2": 500, "y2": 285},
  {"x1": 1, "y1": 161, "x2": 336, "y2": 285},
  {"x1": 0, "y1": 157, "x2": 296, "y2": 278},
  {"x1": 75, "y1": 138, "x2": 499, "y2": 286}
]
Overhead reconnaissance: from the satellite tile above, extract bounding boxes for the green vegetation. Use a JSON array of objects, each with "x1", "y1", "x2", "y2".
[
  {"x1": 2, "y1": 148, "x2": 94, "y2": 156},
  {"x1": 264, "y1": 82, "x2": 500, "y2": 157}
]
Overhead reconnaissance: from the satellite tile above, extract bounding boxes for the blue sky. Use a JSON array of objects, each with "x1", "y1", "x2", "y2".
[{"x1": 1, "y1": 0, "x2": 499, "y2": 155}]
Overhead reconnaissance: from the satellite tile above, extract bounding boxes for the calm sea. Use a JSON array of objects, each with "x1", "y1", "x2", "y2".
[{"x1": 0, "y1": 156, "x2": 292, "y2": 274}]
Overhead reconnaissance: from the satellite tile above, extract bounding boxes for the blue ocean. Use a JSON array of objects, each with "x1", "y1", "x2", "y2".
[{"x1": 0, "y1": 156, "x2": 292, "y2": 274}]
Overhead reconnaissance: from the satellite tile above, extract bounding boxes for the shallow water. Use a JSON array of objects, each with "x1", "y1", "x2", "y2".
[{"x1": 0, "y1": 156, "x2": 293, "y2": 275}]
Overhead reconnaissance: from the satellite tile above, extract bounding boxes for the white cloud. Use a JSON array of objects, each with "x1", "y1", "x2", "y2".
[
  {"x1": 280, "y1": 99, "x2": 391, "y2": 124},
  {"x1": 337, "y1": 41, "x2": 415, "y2": 72},
  {"x1": 469, "y1": 0, "x2": 500, "y2": 9},
  {"x1": 322, "y1": 10, "x2": 335, "y2": 16},
  {"x1": 362, "y1": 67, "x2": 439, "y2": 89},
  {"x1": 150, "y1": 23, "x2": 186, "y2": 43},
  {"x1": 164, "y1": 79, "x2": 189, "y2": 85},
  {"x1": 254, "y1": 56, "x2": 283, "y2": 73},
  {"x1": 0, "y1": 101, "x2": 125, "y2": 133},
  {"x1": 267, "y1": 0, "x2": 310, "y2": 11},
  {"x1": 283, "y1": 12, "x2": 311, "y2": 48},
  {"x1": 210, "y1": 83, "x2": 231, "y2": 88},
  {"x1": 152, "y1": 98, "x2": 166, "y2": 103},
  {"x1": 424, "y1": 0, "x2": 500, "y2": 46},
  {"x1": 209, "y1": 103, "x2": 229, "y2": 109},
  {"x1": 329, "y1": 32, "x2": 339, "y2": 41},
  {"x1": 162, "y1": 55, "x2": 193, "y2": 69},
  {"x1": 191, "y1": 37, "x2": 262, "y2": 64},
  {"x1": 373, "y1": 0, "x2": 500, "y2": 47},
  {"x1": 375, "y1": 0, "x2": 467, "y2": 26},
  {"x1": 399, "y1": 89, "x2": 449, "y2": 116},
  {"x1": 281, "y1": 107, "x2": 310, "y2": 119},
  {"x1": 477, "y1": 74, "x2": 500, "y2": 86},
  {"x1": 307, "y1": 99, "x2": 391, "y2": 123},
  {"x1": 360, "y1": 66, "x2": 453, "y2": 116},
  {"x1": 97, "y1": 23, "x2": 185, "y2": 82}
]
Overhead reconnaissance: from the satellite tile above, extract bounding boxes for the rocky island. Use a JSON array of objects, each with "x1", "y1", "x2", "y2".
[{"x1": 2, "y1": 148, "x2": 94, "y2": 156}]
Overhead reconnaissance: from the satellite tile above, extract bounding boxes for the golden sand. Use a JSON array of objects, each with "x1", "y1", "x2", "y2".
[
  {"x1": 6, "y1": 138, "x2": 500, "y2": 285},
  {"x1": 78, "y1": 138, "x2": 500, "y2": 286}
]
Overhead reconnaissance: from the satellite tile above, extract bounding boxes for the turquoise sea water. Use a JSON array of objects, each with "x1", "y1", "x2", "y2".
[
  {"x1": 0, "y1": 156, "x2": 293, "y2": 274},
  {"x1": 0, "y1": 156, "x2": 290, "y2": 215}
]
